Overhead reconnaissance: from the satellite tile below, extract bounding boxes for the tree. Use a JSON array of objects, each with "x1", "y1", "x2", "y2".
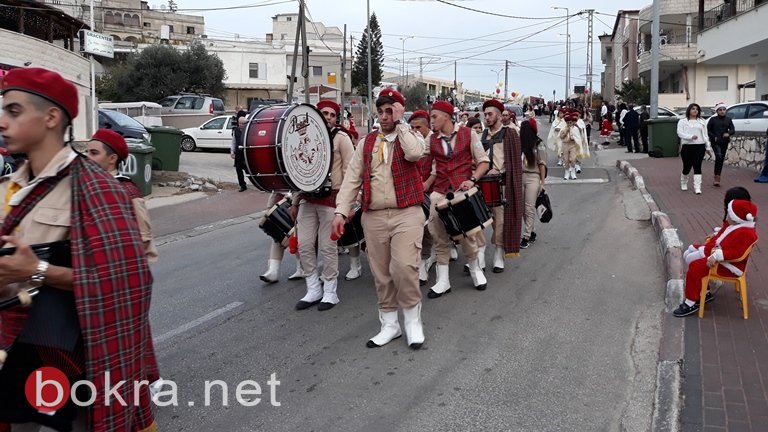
[
  {"x1": 401, "y1": 83, "x2": 428, "y2": 111},
  {"x1": 96, "y1": 43, "x2": 226, "y2": 102},
  {"x1": 351, "y1": 13, "x2": 384, "y2": 100},
  {"x1": 167, "y1": 0, "x2": 178, "y2": 12},
  {"x1": 615, "y1": 80, "x2": 650, "y2": 105}
]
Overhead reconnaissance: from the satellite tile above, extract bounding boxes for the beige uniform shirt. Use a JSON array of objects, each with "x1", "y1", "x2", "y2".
[
  {"x1": 483, "y1": 126, "x2": 506, "y2": 173},
  {"x1": 330, "y1": 130, "x2": 355, "y2": 189},
  {"x1": 110, "y1": 170, "x2": 158, "y2": 262},
  {"x1": 0, "y1": 147, "x2": 75, "y2": 246},
  {"x1": 336, "y1": 123, "x2": 424, "y2": 216}
]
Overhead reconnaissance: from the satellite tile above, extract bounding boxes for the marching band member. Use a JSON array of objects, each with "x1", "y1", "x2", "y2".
[
  {"x1": 292, "y1": 100, "x2": 354, "y2": 311},
  {"x1": 548, "y1": 108, "x2": 567, "y2": 166},
  {"x1": 259, "y1": 191, "x2": 306, "y2": 283},
  {"x1": 427, "y1": 100, "x2": 490, "y2": 297},
  {"x1": 332, "y1": 88, "x2": 426, "y2": 349},
  {"x1": 408, "y1": 110, "x2": 436, "y2": 286},
  {"x1": 560, "y1": 113, "x2": 582, "y2": 180}
]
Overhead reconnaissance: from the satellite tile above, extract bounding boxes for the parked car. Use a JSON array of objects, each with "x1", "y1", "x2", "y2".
[
  {"x1": 180, "y1": 115, "x2": 235, "y2": 151},
  {"x1": 99, "y1": 101, "x2": 163, "y2": 127},
  {"x1": 98, "y1": 109, "x2": 151, "y2": 141},
  {"x1": 503, "y1": 103, "x2": 524, "y2": 120},
  {"x1": 249, "y1": 98, "x2": 284, "y2": 112},
  {"x1": 721, "y1": 102, "x2": 768, "y2": 134},
  {"x1": 674, "y1": 106, "x2": 716, "y2": 119},
  {"x1": 634, "y1": 105, "x2": 679, "y2": 118},
  {"x1": 159, "y1": 94, "x2": 225, "y2": 115}
]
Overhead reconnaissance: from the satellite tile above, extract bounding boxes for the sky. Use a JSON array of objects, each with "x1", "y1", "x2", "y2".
[{"x1": 173, "y1": 0, "x2": 649, "y2": 101}]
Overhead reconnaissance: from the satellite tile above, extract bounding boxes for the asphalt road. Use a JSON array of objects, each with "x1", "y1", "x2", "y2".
[{"x1": 148, "y1": 119, "x2": 666, "y2": 431}]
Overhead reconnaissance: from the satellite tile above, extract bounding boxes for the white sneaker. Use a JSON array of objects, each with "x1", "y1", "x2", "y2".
[
  {"x1": 575, "y1": 163, "x2": 582, "y2": 174},
  {"x1": 345, "y1": 256, "x2": 362, "y2": 281}
]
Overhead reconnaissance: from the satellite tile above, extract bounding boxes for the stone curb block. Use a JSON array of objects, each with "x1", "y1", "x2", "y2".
[
  {"x1": 666, "y1": 280, "x2": 684, "y2": 312},
  {"x1": 652, "y1": 360, "x2": 682, "y2": 432}
]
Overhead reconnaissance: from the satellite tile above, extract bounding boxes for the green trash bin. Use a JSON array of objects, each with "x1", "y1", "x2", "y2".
[
  {"x1": 147, "y1": 126, "x2": 182, "y2": 171},
  {"x1": 121, "y1": 139, "x2": 155, "y2": 196},
  {"x1": 646, "y1": 117, "x2": 680, "y2": 157}
]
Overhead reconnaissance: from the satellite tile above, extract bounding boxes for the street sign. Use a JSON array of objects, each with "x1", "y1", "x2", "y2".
[{"x1": 79, "y1": 30, "x2": 114, "y2": 58}]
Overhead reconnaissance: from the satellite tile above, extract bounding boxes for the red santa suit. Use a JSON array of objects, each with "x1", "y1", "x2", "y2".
[{"x1": 682, "y1": 200, "x2": 758, "y2": 301}]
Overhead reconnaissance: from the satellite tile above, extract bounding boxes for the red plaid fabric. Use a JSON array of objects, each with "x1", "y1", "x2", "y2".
[
  {"x1": 361, "y1": 132, "x2": 423, "y2": 212},
  {"x1": 417, "y1": 153, "x2": 433, "y2": 184},
  {"x1": 502, "y1": 127, "x2": 524, "y2": 256},
  {"x1": 430, "y1": 126, "x2": 473, "y2": 194},
  {"x1": 118, "y1": 177, "x2": 144, "y2": 200}
]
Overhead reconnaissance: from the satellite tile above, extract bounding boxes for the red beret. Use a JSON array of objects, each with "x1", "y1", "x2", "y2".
[
  {"x1": 376, "y1": 88, "x2": 405, "y2": 107},
  {"x1": 316, "y1": 100, "x2": 340, "y2": 115},
  {"x1": 482, "y1": 99, "x2": 504, "y2": 113},
  {"x1": 409, "y1": 110, "x2": 429, "y2": 123},
  {"x1": 565, "y1": 114, "x2": 579, "y2": 122},
  {"x1": 1, "y1": 67, "x2": 78, "y2": 121},
  {"x1": 91, "y1": 128, "x2": 128, "y2": 161},
  {"x1": 431, "y1": 100, "x2": 454, "y2": 117}
]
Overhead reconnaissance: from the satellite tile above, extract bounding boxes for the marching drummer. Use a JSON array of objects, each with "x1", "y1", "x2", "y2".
[
  {"x1": 427, "y1": 100, "x2": 490, "y2": 297},
  {"x1": 332, "y1": 88, "x2": 426, "y2": 349},
  {"x1": 259, "y1": 192, "x2": 307, "y2": 284},
  {"x1": 292, "y1": 100, "x2": 354, "y2": 311},
  {"x1": 408, "y1": 110, "x2": 436, "y2": 286}
]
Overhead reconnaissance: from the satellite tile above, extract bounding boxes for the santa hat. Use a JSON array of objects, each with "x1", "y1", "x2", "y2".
[
  {"x1": 316, "y1": 100, "x2": 340, "y2": 115},
  {"x1": 431, "y1": 100, "x2": 454, "y2": 117},
  {"x1": 715, "y1": 102, "x2": 727, "y2": 110},
  {"x1": 409, "y1": 110, "x2": 429, "y2": 123},
  {"x1": 90, "y1": 128, "x2": 128, "y2": 162},
  {"x1": 727, "y1": 199, "x2": 757, "y2": 224}
]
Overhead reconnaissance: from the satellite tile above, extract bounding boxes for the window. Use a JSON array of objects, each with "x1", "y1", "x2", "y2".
[
  {"x1": 312, "y1": 66, "x2": 322, "y2": 77},
  {"x1": 727, "y1": 105, "x2": 748, "y2": 120},
  {"x1": 159, "y1": 97, "x2": 177, "y2": 107},
  {"x1": 748, "y1": 103, "x2": 768, "y2": 119},
  {"x1": 249, "y1": 63, "x2": 260, "y2": 79},
  {"x1": 327, "y1": 72, "x2": 337, "y2": 84},
  {"x1": 212, "y1": 100, "x2": 225, "y2": 113},
  {"x1": 168, "y1": 25, "x2": 174, "y2": 33},
  {"x1": 144, "y1": 22, "x2": 151, "y2": 28},
  {"x1": 707, "y1": 76, "x2": 728, "y2": 91},
  {"x1": 174, "y1": 96, "x2": 198, "y2": 110},
  {"x1": 287, "y1": 17, "x2": 292, "y2": 21},
  {"x1": 202, "y1": 117, "x2": 226, "y2": 130},
  {"x1": 187, "y1": 26, "x2": 195, "y2": 35}
]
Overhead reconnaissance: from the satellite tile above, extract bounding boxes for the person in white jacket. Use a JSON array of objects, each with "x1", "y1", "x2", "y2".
[{"x1": 676, "y1": 103, "x2": 712, "y2": 194}]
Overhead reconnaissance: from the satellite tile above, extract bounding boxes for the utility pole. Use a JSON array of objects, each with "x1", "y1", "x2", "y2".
[
  {"x1": 454, "y1": 61, "x2": 458, "y2": 106},
  {"x1": 341, "y1": 24, "x2": 346, "y2": 106},
  {"x1": 420, "y1": 57, "x2": 423, "y2": 80},
  {"x1": 89, "y1": 0, "x2": 96, "y2": 135},
  {"x1": 504, "y1": 60, "x2": 509, "y2": 102},
  {"x1": 288, "y1": 0, "x2": 303, "y2": 102},
  {"x1": 585, "y1": 9, "x2": 594, "y2": 109},
  {"x1": 366, "y1": 0, "x2": 373, "y2": 129},
  {"x1": 650, "y1": 0, "x2": 660, "y2": 117},
  {"x1": 299, "y1": 0, "x2": 310, "y2": 104}
]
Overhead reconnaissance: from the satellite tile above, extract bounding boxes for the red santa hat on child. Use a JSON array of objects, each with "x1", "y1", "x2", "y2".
[{"x1": 727, "y1": 199, "x2": 757, "y2": 224}]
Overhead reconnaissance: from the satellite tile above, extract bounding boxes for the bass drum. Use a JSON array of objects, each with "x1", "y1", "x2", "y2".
[{"x1": 243, "y1": 104, "x2": 332, "y2": 193}]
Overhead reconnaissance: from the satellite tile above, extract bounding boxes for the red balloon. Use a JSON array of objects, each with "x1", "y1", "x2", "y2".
[
  {"x1": 511, "y1": 92, "x2": 517, "y2": 97},
  {"x1": 495, "y1": 88, "x2": 501, "y2": 94}
]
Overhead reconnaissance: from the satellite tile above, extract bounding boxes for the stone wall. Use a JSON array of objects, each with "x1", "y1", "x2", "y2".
[{"x1": 723, "y1": 133, "x2": 768, "y2": 172}]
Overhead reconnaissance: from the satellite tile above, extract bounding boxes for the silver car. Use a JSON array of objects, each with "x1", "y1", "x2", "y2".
[{"x1": 159, "y1": 94, "x2": 226, "y2": 116}]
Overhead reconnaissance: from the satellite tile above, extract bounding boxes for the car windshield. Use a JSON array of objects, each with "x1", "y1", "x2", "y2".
[
  {"x1": 102, "y1": 110, "x2": 146, "y2": 129},
  {"x1": 159, "y1": 97, "x2": 177, "y2": 107}
]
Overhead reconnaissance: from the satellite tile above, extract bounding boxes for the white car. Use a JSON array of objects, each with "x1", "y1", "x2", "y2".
[
  {"x1": 634, "y1": 105, "x2": 679, "y2": 118},
  {"x1": 180, "y1": 115, "x2": 235, "y2": 151},
  {"x1": 723, "y1": 102, "x2": 768, "y2": 134}
]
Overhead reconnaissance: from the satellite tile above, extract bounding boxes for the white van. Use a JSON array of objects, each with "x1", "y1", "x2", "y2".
[{"x1": 99, "y1": 102, "x2": 163, "y2": 127}]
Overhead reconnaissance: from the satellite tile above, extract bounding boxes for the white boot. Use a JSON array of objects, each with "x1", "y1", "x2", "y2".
[
  {"x1": 575, "y1": 163, "x2": 582, "y2": 174},
  {"x1": 345, "y1": 256, "x2": 362, "y2": 281},
  {"x1": 449, "y1": 245, "x2": 458, "y2": 261},
  {"x1": 477, "y1": 246, "x2": 486, "y2": 271},
  {"x1": 427, "y1": 264, "x2": 451, "y2": 298},
  {"x1": 693, "y1": 174, "x2": 702, "y2": 195},
  {"x1": 366, "y1": 309, "x2": 402, "y2": 348},
  {"x1": 426, "y1": 251, "x2": 436, "y2": 270},
  {"x1": 680, "y1": 173, "x2": 689, "y2": 191},
  {"x1": 492, "y1": 247, "x2": 505, "y2": 273},
  {"x1": 259, "y1": 259, "x2": 280, "y2": 284},
  {"x1": 557, "y1": 157, "x2": 563, "y2": 166},
  {"x1": 295, "y1": 272, "x2": 323, "y2": 310},
  {"x1": 468, "y1": 259, "x2": 488, "y2": 290},
  {"x1": 318, "y1": 278, "x2": 339, "y2": 311},
  {"x1": 419, "y1": 258, "x2": 429, "y2": 286},
  {"x1": 570, "y1": 168, "x2": 577, "y2": 180},
  {"x1": 288, "y1": 260, "x2": 306, "y2": 280},
  {"x1": 564, "y1": 168, "x2": 569, "y2": 180},
  {"x1": 402, "y1": 302, "x2": 425, "y2": 349}
]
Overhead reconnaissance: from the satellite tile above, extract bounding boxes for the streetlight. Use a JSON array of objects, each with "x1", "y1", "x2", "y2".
[
  {"x1": 552, "y1": 6, "x2": 570, "y2": 99},
  {"x1": 491, "y1": 68, "x2": 502, "y2": 94},
  {"x1": 400, "y1": 36, "x2": 414, "y2": 84}
]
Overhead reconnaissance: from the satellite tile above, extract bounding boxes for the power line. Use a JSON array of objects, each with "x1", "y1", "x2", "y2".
[{"x1": 432, "y1": 0, "x2": 569, "y2": 20}]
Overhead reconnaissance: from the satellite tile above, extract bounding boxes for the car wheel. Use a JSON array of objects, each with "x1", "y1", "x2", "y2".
[{"x1": 181, "y1": 136, "x2": 197, "y2": 152}]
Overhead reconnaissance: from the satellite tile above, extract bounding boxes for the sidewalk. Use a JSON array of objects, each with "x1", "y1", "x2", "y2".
[{"x1": 630, "y1": 156, "x2": 768, "y2": 431}]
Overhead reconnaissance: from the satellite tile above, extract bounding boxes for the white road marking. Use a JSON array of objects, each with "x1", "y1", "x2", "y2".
[
  {"x1": 547, "y1": 178, "x2": 609, "y2": 184},
  {"x1": 154, "y1": 301, "x2": 244, "y2": 344}
]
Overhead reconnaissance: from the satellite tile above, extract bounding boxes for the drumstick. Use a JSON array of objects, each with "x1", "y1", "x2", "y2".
[{"x1": 0, "y1": 287, "x2": 39, "y2": 312}]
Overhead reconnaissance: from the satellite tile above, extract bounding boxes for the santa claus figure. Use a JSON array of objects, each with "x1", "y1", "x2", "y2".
[{"x1": 673, "y1": 199, "x2": 759, "y2": 317}]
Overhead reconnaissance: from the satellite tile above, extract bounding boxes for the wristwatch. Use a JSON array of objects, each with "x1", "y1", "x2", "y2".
[
  {"x1": 29, "y1": 260, "x2": 49, "y2": 288},
  {"x1": 469, "y1": 176, "x2": 477, "y2": 183}
]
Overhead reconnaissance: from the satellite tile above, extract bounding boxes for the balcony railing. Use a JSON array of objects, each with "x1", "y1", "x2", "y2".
[{"x1": 702, "y1": 0, "x2": 767, "y2": 31}]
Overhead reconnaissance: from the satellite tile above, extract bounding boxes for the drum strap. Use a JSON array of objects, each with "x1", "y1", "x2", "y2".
[{"x1": 481, "y1": 128, "x2": 506, "y2": 169}]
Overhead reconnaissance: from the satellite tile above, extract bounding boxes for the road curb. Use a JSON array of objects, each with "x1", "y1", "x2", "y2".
[
  {"x1": 617, "y1": 159, "x2": 683, "y2": 432},
  {"x1": 154, "y1": 212, "x2": 264, "y2": 247}
]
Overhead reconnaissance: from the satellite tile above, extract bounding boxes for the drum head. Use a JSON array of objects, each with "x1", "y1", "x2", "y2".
[{"x1": 279, "y1": 104, "x2": 332, "y2": 192}]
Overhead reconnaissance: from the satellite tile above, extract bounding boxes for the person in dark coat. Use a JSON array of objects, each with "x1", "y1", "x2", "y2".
[
  {"x1": 707, "y1": 102, "x2": 736, "y2": 187},
  {"x1": 622, "y1": 104, "x2": 641, "y2": 153},
  {"x1": 639, "y1": 105, "x2": 650, "y2": 153}
]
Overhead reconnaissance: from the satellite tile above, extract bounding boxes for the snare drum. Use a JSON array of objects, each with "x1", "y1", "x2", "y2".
[
  {"x1": 436, "y1": 187, "x2": 494, "y2": 241},
  {"x1": 243, "y1": 104, "x2": 332, "y2": 193},
  {"x1": 338, "y1": 210, "x2": 365, "y2": 248},
  {"x1": 476, "y1": 174, "x2": 504, "y2": 207},
  {"x1": 259, "y1": 198, "x2": 295, "y2": 247}
]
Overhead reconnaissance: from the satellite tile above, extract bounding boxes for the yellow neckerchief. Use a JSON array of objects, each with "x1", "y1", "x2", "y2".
[{"x1": 3, "y1": 180, "x2": 21, "y2": 216}]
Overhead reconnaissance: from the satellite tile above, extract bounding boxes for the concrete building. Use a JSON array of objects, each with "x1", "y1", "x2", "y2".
[
  {"x1": 696, "y1": 0, "x2": 767, "y2": 102},
  {"x1": 599, "y1": 34, "x2": 616, "y2": 102},
  {"x1": 382, "y1": 72, "x2": 468, "y2": 106},
  {"x1": 0, "y1": 1, "x2": 93, "y2": 139},
  {"x1": 635, "y1": 0, "x2": 755, "y2": 108},
  {"x1": 201, "y1": 38, "x2": 288, "y2": 110},
  {"x1": 266, "y1": 13, "x2": 352, "y2": 103},
  {"x1": 600, "y1": 10, "x2": 640, "y2": 100}
]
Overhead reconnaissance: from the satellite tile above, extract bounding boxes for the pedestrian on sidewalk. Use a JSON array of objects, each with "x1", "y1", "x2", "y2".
[
  {"x1": 520, "y1": 120, "x2": 547, "y2": 249},
  {"x1": 639, "y1": 105, "x2": 650, "y2": 153},
  {"x1": 599, "y1": 113, "x2": 613, "y2": 146},
  {"x1": 707, "y1": 102, "x2": 735, "y2": 187},
  {"x1": 231, "y1": 111, "x2": 248, "y2": 192},
  {"x1": 673, "y1": 198, "x2": 758, "y2": 317},
  {"x1": 677, "y1": 103, "x2": 712, "y2": 194},
  {"x1": 623, "y1": 104, "x2": 641, "y2": 153}
]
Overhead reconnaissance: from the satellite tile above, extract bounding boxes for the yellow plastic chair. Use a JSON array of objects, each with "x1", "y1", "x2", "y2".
[{"x1": 699, "y1": 241, "x2": 757, "y2": 319}]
